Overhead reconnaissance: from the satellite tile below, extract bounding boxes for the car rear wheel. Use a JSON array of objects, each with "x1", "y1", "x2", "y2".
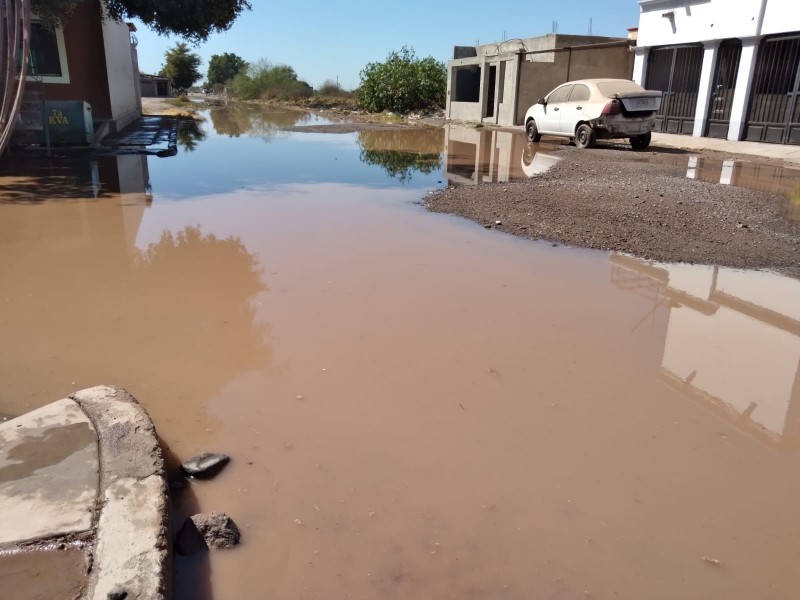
[
  {"x1": 630, "y1": 132, "x2": 651, "y2": 150},
  {"x1": 525, "y1": 119, "x2": 541, "y2": 143},
  {"x1": 575, "y1": 124, "x2": 596, "y2": 149}
]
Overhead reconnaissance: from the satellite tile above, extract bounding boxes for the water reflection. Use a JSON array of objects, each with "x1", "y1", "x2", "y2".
[
  {"x1": 444, "y1": 124, "x2": 560, "y2": 185},
  {"x1": 0, "y1": 164, "x2": 271, "y2": 434},
  {"x1": 177, "y1": 119, "x2": 207, "y2": 153},
  {"x1": 611, "y1": 254, "x2": 800, "y2": 449},
  {"x1": 681, "y1": 155, "x2": 800, "y2": 223},
  {"x1": 0, "y1": 154, "x2": 152, "y2": 203},
  {"x1": 208, "y1": 103, "x2": 325, "y2": 142},
  {"x1": 356, "y1": 129, "x2": 443, "y2": 183}
]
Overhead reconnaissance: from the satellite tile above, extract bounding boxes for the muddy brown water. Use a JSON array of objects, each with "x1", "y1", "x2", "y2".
[{"x1": 1, "y1": 109, "x2": 799, "y2": 599}]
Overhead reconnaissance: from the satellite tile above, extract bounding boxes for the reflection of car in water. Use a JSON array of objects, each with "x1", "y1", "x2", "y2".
[
  {"x1": 524, "y1": 79, "x2": 662, "y2": 150},
  {"x1": 520, "y1": 143, "x2": 561, "y2": 178}
]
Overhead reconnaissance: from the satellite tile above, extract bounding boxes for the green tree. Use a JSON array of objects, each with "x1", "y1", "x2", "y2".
[
  {"x1": 207, "y1": 53, "x2": 248, "y2": 86},
  {"x1": 31, "y1": 0, "x2": 251, "y2": 42},
  {"x1": 358, "y1": 47, "x2": 446, "y2": 114},
  {"x1": 160, "y1": 42, "x2": 202, "y2": 90}
]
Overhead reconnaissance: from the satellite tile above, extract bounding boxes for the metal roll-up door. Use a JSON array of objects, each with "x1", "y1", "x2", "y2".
[
  {"x1": 646, "y1": 45, "x2": 704, "y2": 135},
  {"x1": 744, "y1": 34, "x2": 800, "y2": 145}
]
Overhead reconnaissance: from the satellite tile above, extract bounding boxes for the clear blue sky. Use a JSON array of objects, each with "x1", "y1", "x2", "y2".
[{"x1": 133, "y1": 0, "x2": 640, "y2": 89}]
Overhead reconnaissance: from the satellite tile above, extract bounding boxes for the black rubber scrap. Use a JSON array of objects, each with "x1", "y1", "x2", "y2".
[{"x1": 180, "y1": 452, "x2": 230, "y2": 478}]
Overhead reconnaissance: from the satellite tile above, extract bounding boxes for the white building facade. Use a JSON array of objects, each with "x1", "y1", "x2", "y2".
[{"x1": 633, "y1": 0, "x2": 800, "y2": 144}]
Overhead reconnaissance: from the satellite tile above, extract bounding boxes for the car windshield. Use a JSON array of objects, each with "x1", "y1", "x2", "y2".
[{"x1": 596, "y1": 80, "x2": 645, "y2": 97}]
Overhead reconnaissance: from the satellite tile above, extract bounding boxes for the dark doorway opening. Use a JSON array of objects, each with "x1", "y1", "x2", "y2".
[{"x1": 486, "y1": 66, "x2": 497, "y2": 118}]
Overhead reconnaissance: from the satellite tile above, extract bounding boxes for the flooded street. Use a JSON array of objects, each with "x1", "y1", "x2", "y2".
[{"x1": 1, "y1": 107, "x2": 799, "y2": 599}]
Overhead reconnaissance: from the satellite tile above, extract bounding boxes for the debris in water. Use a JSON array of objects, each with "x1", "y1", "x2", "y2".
[
  {"x1": 296, "y1": 395, "x2": 304, "y2": 400},
  {"x1": 487, "y1": 368, "x2": 499, "y2": 376},
  {"x1": 459, "y1": 403, "x2": 465, "y2": 411},
  {"x1": 294, "y1": 518, "x2": 304, "y2": 526},
  {"x1": 702, "y1": 556, "x2": 722, "y2": 567},
  {"x1": 181, "y1": 452, "x2": 231, "y2": 478}
]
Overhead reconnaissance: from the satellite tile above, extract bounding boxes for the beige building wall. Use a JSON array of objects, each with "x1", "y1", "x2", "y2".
[{"x1": 101, "y1": 17, "x2": 141, "y2": 132}]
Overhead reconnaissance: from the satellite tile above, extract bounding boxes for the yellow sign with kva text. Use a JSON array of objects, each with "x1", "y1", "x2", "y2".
[{"x1": 48, "y1": 110, "x2": 69, "y2": 126}]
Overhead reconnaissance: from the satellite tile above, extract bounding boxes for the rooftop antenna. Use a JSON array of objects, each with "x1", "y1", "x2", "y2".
[
  {"x1": 552, "y1": 21, "x2": 558, "y2": 34},
  {"x1": 588, "y1": 18, "x2": 593, "y2": 35},
  {"x1": 502, "y1": 30, "x2": 507, "y2": 41}
]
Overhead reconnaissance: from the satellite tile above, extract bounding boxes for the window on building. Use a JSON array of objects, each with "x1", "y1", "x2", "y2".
[
  {"x1": 18, "y1": 22, "x2": 70, "y2": 83},
  {"x1": 452, "y1": 66, "x2": 481, "y2": 102}
]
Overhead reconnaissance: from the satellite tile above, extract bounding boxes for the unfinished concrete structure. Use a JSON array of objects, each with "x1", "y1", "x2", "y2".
[{"x1": 446, "y1": 34, "x2": 635, "y2": 127}]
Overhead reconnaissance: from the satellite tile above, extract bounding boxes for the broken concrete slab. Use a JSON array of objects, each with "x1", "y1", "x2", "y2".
[
  {"x1": 0, "y1": 398, "x2": 97, "y2": 545},
  {"x1": 0, "y1": 386, "x2": 171, "y2": 600}
]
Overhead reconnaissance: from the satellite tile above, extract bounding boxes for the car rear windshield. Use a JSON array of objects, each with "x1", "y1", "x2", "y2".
[{"x1": 597, "y1": 80, "x2": 645, "y2": 97}]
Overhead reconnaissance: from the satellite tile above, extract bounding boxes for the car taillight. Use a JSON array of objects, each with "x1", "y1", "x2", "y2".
[{"x1": 602, "y1": 99, "x2": 621, "y2": 115}]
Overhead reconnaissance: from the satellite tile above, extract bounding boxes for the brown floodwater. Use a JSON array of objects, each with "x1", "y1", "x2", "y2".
[{"x1": 1, "y1": 110, "x2": 799, "y2": 599}]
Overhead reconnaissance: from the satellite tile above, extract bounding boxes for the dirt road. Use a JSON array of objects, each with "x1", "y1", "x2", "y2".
[{"x1": 427, "y1": 145, "x2": 800, "y2": 275}]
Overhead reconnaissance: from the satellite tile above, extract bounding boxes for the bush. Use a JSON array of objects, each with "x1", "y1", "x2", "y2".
[
  {"x1": 230, "y1": 59, "x2": 313, "y2": 100},
  {"x1": 316, "y1": 79, "x2": 346, "y2": 96},
  {"x1": 357, "y1": 47, "x2": 446, "y2": 114}
]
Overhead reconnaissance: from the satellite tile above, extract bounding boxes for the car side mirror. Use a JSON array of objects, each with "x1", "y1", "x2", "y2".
[{"x1": 537, "y1": 97, "x2": 547, "y2": 105}]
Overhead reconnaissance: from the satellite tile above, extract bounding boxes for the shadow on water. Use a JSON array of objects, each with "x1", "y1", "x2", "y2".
[
  {"x1": 161, "y1": 439, "x2": 213, "y2": 600},
  {"x1": 356, "y1": 128, "x2": 444, "y2": 183}
]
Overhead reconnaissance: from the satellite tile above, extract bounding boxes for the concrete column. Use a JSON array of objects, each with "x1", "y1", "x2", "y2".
[
  {"x1": 632, "y1": 47, "x2": 649, "y2": 86},
  {"x1": 478, "y1": 61, "x2": 489, "y2": 120},
  {"x1": 692, "y1": 41, "x2": 720, "y2": 138},
  {"x1": 511, "y1": 53, "x2": 522, "y2": 125},
  {"x1": 727, "y1": 37, "x2": 761, "y2": 141},
  {"x1": 445, "y1": 64, "x2": 454, "y2": 120}
]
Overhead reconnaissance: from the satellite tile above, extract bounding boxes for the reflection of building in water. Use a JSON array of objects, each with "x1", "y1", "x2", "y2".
[
  {"x1": 611, "y1": 254, "x2": 800, "y2": 448},
  {"x1": 683, "y1": 155, "x2": 800, "y2": 223},
  {"x1": 0, "y1": 154, "x2": 152, "y2": 254},
  {"x1": 444, "y1": 124, "x2": 560, "y2": 185}
]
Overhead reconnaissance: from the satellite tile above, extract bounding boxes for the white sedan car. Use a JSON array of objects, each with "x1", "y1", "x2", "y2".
[{"x1": 523, "y1": 79, "x2": 662, "y2": 150}]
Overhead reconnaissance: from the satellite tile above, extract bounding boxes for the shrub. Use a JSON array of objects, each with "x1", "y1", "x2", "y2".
[
  {"x1": 357, "y1": 47, "x2": 446, "y2": 114},
  {"x1": 316, "y1": 79, "x2": 346, "y2": 96},
  {"x1": 230, "y1": 59, "x2": 313, "y2": 100}
]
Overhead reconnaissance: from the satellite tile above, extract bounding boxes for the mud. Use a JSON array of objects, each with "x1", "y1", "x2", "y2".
[
  {"x1": 0, "y1": 547, "x2": 87, "y2": 600},
  {"x1": 428, "y1": 145, "x2": 800, "y2": 275}
]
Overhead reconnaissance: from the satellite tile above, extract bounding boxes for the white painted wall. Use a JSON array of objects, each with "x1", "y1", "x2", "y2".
[
  {"x1": 637, "y1": 0, "x2": 760, "y2": 47},
  {"x1": 638, "y1": 0, "x2": 800, "y2": 47},
  {"x1": 101, "y1": 18, "x2": 140, "y2": 131},
  {"x1": 760, "y1": 0, "x2": 800, "y2": 35}
]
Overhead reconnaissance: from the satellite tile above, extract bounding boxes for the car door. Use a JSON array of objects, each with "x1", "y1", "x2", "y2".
[
  {"x1": 537, "y1": 84, "x2": 573, "y2": 134},
  {"x1": 558, "y1": 84, "x2": 591, "y2": 135}
]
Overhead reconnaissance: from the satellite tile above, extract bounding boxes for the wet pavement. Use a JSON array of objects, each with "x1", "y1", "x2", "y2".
[{"x1": 0, "y1": 107, "x2": 799, "y2": 599}]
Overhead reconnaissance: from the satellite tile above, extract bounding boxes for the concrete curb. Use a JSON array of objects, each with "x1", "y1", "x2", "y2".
[
  {"x1": 0, "y1": 386, "x2": 171, "y2": 600},
  {"x1": 72, "y1": 386, "x2": 171, "y2": 600}
]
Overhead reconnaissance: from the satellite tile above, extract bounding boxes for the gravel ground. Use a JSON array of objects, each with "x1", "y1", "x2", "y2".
[{"x1": 426, "y1": 145, "x2": 800, "y2": 276}]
